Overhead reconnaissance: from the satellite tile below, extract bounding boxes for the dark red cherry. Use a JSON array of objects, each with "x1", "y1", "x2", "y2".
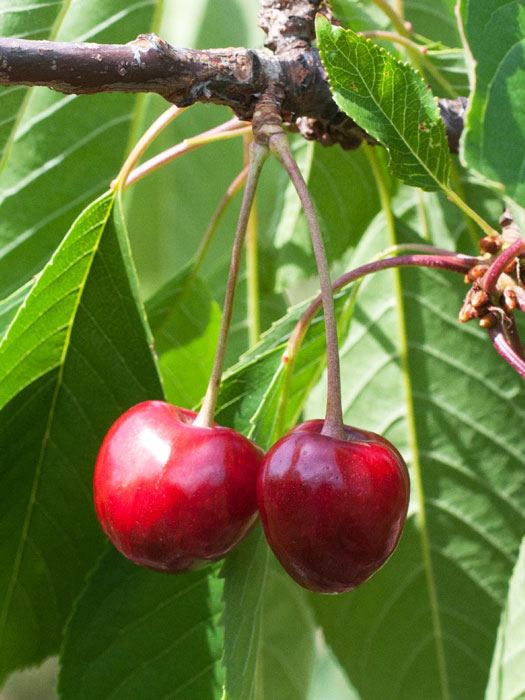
[
  {"x1": 94, "y1": 401, "x2": 264, "y2": 572},
  {"x1": 257, "y1": 420, "x2": 409, "y2": 593}
]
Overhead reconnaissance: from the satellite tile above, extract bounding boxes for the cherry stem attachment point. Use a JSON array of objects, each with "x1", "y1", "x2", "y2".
[
  {"x1": 269, "y1": 130, "x2": 345, "y2": 441},
  {"x1": 488, "y1": 318, "x2": 525, "y2": 379},
  {"x1": 194, "y1": 141, "x2": 268, "y2": 428},
  {"x1": 482, "y1": 237, "x2": 525, "y2": 296}
]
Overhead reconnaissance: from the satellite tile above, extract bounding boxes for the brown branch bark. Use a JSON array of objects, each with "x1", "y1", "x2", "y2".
[{"x1": 0, "y1": 21, "x2": 466, "y2": 151}]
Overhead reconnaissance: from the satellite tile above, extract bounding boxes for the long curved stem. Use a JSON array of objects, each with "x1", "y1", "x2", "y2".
[
  {"x1": 244, "y1": 135, "x2": 261, "y2": 347},
  {"x1": 370, "y1": 0, "x2": 410, "y2": 36},
  {"x1": 113, "y1": 105, "x2": 186, "y2": 190},
  {"x1": 192, "y1": 166, "x2": 249, "y2": 275},
  {"x1": 482, "y1": 237, "x2": 525, "y2": 295},
  {"x1": 158, "y1": 166, "x2": 249, "y2": 331},
  {"x1": 270, "y1": 130, "x2": 345, "y2": 440},
  {"x1": 194, "y1": 142, "x2": 268, "y2": 428},
  {"x1": 123, "y1": 119, "x2": 250, "y2": 188},
  {"x1": 286, "y1": 253, "x2": 472, "y2": 358}
]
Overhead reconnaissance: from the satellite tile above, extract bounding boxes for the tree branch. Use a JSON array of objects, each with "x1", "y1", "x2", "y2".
[{"x1": 0, "y1": 31, "x2": 465, "y2": 151}]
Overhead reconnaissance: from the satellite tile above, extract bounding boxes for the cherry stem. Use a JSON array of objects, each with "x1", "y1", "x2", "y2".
[
  {"x1": 122, "y1": 118, "x2": 250, "y2": 188},
  {"x1": 192, "y1": 166, "x2": 249, "y2": 275},
  {"x1": 286, "y1": 252, "x2": 473, "y2": 359},
  {"x1": 482, "y1": 237, "x2": 525, "y2": 295},
  {"x1": 166, "y1": 166, "x2": 249, "y2": 321},
  {"x1": 269, "y1": 130, "x2": 345, "y2": 441},
  {"x1": 488, "y1": 318, "x2": 525, "y2": 379},
  {"x1": 194, "y1": 142, "x2": 268, "y2": 428},
  {"x1": 370, "y1": 0, "x2": 411, "y2": 36},
  {"x1": 112, "y1": 105, "x2": 186, "y2": 190},
  {"x1": 244, "y1": 134, "x2": 261, "y2": 346}
]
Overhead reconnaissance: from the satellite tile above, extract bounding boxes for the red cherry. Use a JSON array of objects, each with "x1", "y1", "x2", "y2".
[
  {"x1": 257, "y1": 420, "x2": 409, "y2": 593},
  {"x1": 94, "y1": 401, "x2": 264, "y2": 572}
]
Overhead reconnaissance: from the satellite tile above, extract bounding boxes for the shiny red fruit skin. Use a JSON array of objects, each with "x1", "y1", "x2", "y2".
[
  {"x1": 94, "y1": 401, "x2": 264, "y2": 572},
  {"x1": 257, "y1": 420, "x2": 409, "y2": 593}
]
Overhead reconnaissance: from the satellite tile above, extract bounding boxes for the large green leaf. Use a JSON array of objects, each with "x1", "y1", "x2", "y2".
[
  {"x1": 0, "y1": 0, "x2": 159, "y2": 300},
  {"x1": 486, "y1": 537, "x2": 525, "y2": 700},
  {"x1": 316, "y1": 16, "x2": 451, "y2": 191},
  {"x1": 0, "y1": 191, "x2": 163, "y2": 681},
  {"x1": 309, "y1": 190, "x2": 525, "y2": 699},
  {"x1": 59, "y1": 549, "x2": 224, "y2": 700},
  {"x1": 460, "y1": 0, "x2": 525, "y2": 208}
]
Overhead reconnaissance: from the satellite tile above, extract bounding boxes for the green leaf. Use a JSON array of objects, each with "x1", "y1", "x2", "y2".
[
  {"x1": 0, "y1": 0, "x2": 69, "y2": 163},
  {"x1": 486, "y1": 537, "x2": 525, "y2": 700},
  {"x1": 309, "y1": 201, "x2": 525, "y2": 699},
  {"x1": 460, "y1": 0, "x2": 525, "y2": 207},
  {"x1": 146, "y1": 266, "x2": 221, "y2": 408},
  {"x1": 0, "y1": 0, "x2": 159, "y2": 300},
  {"x1": 316, "y1": 15, "x2": 450, "y2": 191},
  {"x1": 59, "y1": 549, "x2": 224, "y2": 700},
  {"x1": 0, "y1": 191, "x2": 163, "y2": 681}
]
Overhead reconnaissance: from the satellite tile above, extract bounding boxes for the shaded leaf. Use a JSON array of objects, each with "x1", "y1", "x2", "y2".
[
  {"x1": 0, "y1": 191, "x2": 163, "y2": 680},
  {"x1": 59, "y1": 549, "x2": 224, "y2": 700},
  {"x1": 316, "y1": 16, "x2": 450, "y2": 191},
  {"x1": 146, "y1": 266, "x2": 221, "y2": 408},
  {"x1": 308, "y1": 195, "x2": 525, "y2": 699}
]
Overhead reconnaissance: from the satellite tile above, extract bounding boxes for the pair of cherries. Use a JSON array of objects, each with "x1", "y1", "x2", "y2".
[{"x1": 94, "y1": 401, "x2": 409, "y2": 593}]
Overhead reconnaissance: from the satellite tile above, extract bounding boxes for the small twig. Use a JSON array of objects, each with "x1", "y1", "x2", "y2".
[
  {"x1": 194, "y1": 141, "x2": 268, "y2": 427},
  {"x1": 112, "y1": 105, "x2": 186, "y2": 190},
  {"x1": 488, "y1": 320, "x2": 525, "y2": 379},
  {"x1": 285, "y1": 253, "x2": 472, "y2": 357},
  {"x1": 123, "y1": 119, "x2": 249, "y2": 188},
  {"x1": 483, "y1": 238, "x2": 525, "y2": 295}
]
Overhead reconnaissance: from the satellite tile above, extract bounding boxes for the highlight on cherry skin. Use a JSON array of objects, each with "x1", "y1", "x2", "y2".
[
  {"x1": 93, "y1": 400, "x2": 264, "y2": 572},
  {"x1": 257, "y1": 420, "x2": 410, "y2": 594}
]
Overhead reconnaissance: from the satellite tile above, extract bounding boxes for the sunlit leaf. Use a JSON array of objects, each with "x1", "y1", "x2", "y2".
[
  {"x1": 0, "y1": 192, "x2": 163, "y2": 680},
  {"x1": 316, "y1": 16, "x2": 450, "y2": 191}
]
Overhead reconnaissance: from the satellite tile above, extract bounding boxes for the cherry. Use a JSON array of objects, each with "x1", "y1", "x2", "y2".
[
  {"x1": 94, "y1": 400, "x2": 264, "y2": 572},
  {"x1": 257, "y1": 420, "x2": 409, "y2": 593}
]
